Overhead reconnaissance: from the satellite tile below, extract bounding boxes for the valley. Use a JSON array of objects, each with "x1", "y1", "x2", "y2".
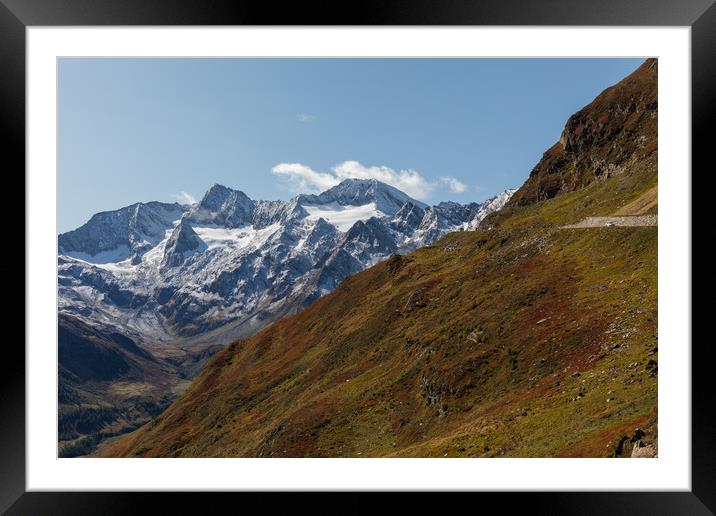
[{"x1": 58, "y1": 174, "x2": 514, "y2": 455}]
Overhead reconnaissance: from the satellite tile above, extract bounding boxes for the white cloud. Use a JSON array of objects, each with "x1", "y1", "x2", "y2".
[
  {"x1": 271, "y1": 160, "x2": 467, "y2": 200},
  {"x1": 296, "y1": 113, "x2": 315, "y2": 122},
  {"x1": 271, "y1": 163, "x2": 339, "y2": 194},
  {"x1": 332, "y1": 161, "x2": 433, "y2": 199},
  {"x1": 439, "y1": 176, "x2": 467, "y2": 193},
  {"x1": 173, "y1": 191, "x2": 197, "y2": 205}
]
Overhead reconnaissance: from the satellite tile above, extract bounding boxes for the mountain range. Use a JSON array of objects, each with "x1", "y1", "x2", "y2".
[{"x1": 58, "y1": 181, "x2": 514, "y2": 346}]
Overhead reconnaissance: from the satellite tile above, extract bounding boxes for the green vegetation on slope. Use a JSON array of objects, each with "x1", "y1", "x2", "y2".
[
  {"x1": 101, "y1": 164, "x2": 657, "y2": 458},
  {"x1": 101, "y1": 59, "x2": 658, "y2": 459}
]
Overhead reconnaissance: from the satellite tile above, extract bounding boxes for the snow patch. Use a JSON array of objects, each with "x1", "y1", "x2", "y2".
[
  {"x1": 193, "y1": 223, "x2": 280, "y2": 252},
  {"x1": 302, "y1": 202, "x2": 383, "y2": 232},
  {"x1": 62, "y1": 245, "x2": 132, "y2": 265}
]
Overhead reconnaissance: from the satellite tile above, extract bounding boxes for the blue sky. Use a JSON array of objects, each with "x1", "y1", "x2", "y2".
[{"x1": 58, "y1": 58, "x2": 644, "y2": 233}]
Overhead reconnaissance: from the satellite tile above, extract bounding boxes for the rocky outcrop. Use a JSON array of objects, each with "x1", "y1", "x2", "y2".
[
  {"x1": 631, "y1": 441, "x2": 657, "y2": 458},
  {"x1": 509, "y1": 59, "x2": 657, "y2": 206},
  {"x1": 161, "y1": 219, "x2": 207, "y2": 268}
]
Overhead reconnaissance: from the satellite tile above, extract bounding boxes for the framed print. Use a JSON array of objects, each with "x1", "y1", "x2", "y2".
[{"x1": 3, "y1": 0, "x2": 711, "y2": 513}]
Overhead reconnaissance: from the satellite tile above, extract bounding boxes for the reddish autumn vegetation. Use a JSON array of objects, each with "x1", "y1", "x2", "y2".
[{"x1": 100, "y1": 60, "x2": 658, "y2": 458}]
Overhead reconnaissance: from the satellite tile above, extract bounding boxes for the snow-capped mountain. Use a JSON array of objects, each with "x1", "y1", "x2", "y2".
[{"x1": 58, "y1": 179, "x2": 515, "y2": 344}]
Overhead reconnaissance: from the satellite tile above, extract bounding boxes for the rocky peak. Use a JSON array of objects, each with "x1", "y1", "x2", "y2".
[
  {"x1": 58, "y1": 201, "x2": 184, "y2": 257},
  {"x1": 342, "y1": 217, "x2": 398, "y2": 260},
  {"x1": 190, "y1": 184, "x2": 254, "y2": 227},
  {"x1": 303, "y1": 217, "x2": 340, "y2": 251},
  {"x1": 161, "y1": 219, "x2": 206, "y2": 268},
  {"x1": 509, "y1": 58, "x2": 657, "y2": 206}
]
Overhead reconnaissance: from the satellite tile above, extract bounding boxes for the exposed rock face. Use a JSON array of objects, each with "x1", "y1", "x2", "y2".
[
  {"x1": 161, "y1": 219, "x2": 207, "y2": 268},
  {"x1": 188, "y1": 184, "x2": 254, "y2": 227},
  {"x1": 58, "y1": 179, "x2": 514, "y2": 344},
  {"x1": 509, "y1": 58, "x2": 657, "y2": 206},
  {"x1": 392, "y1": 202, "x2": 425, "y2": 234},
  {"x1": 630, "y1": 441, "x2": 657, "y2": 458}
]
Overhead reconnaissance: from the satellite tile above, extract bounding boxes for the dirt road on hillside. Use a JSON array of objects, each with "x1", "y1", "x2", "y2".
[{"x1": 562, "y1": 215, "x2": 658, "y2": 228}]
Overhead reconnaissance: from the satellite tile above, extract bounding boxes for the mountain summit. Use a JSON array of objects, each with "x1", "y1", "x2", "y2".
[
  {"x1": 300, "y1": 178, "x2": 428, "y2": 215},
  {"x1": 191, "y1": 184, "x2": 254, "y2": 227}
]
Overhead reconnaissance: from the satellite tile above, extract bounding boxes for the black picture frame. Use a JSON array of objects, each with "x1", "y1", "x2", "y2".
[{"x1": 2, "y1": 0, "x2": 710, "y2": 513}]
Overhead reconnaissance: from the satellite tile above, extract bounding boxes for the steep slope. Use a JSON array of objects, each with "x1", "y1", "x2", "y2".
[
  {"x1": 58, "y1": 180, "x2": 514, "y2": 345},
  {"x1": 58, "y1": 314, "x2": 193, "y2": 457},
  {"x1": 101, "y1": 59, "x2": 658, "y2": 458}
]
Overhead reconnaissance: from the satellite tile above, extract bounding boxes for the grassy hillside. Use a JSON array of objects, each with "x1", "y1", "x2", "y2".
[{"x1": 101, "y1": 60, "x2": 658, "y2": 459}]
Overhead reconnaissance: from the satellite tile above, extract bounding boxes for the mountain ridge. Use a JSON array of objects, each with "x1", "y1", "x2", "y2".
[{"x1": 58, "y1": 180, "x2": 515, "y2": 346}]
